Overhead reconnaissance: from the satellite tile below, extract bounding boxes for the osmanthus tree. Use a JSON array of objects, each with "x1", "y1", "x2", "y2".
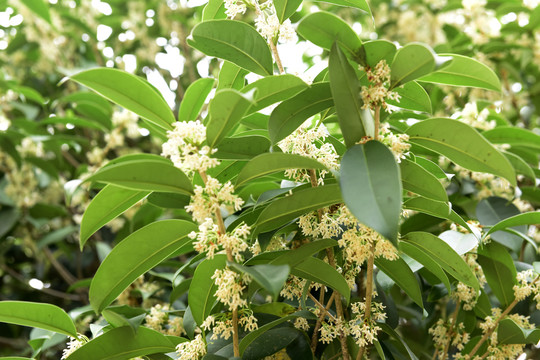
[{"x1": 0, "y1": 0, "x2": 539, "y2": 359}]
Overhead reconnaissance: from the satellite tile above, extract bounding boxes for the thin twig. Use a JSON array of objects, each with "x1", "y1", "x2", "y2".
[
  {"x1": 311, "y1": 293, "x2": 336, "y2": 351},
  {"x1": 357, "y1": 244, "x2": 376, "y2": 360}
]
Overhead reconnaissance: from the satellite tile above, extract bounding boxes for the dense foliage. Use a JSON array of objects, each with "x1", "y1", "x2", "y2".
[{"x1": 1, "y1": 0, "x2": 539, "y2": 359}]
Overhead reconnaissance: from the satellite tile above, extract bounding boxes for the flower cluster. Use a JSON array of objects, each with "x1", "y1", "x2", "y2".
[
  {"x1": 144, "y1": 303, "x2": 186, "y2": 336},
  {"x1": 348, "y1": 301, "x2": 386, "y2": 348},
  {"x1": 429, "y1": 318, "x2": 469, "y2": 357},
  {"x1": 224, "y1": 0, "x2": 247, "y2": 19},
  {"x1": 378, "y1": 124, "x2": 411, "y2": 162},
  {"x1": 176, "y1": 334, "x2": 207, "y2": 360},
  {"x1": 61, "y1": 335, "x2": 89, "y2": 359},
  {"x1": 212, "y1": 268, "x2": 251, "y2": 310},
  {"x1": 161, "y1": 120, "x2": 219, "y2": 176},
  {"x1": 360, "y1": 60, "x2": 400, "y2": 111},
  {"x1": 254, "y1": 1, "x2": 296, "y2": 43},
  {"x1": 189, "y1": 218, "x2": 250, "y2": 261}
]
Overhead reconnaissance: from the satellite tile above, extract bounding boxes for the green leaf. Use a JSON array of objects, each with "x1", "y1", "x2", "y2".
[
  {"x1": 406, "y1": 118, "x2": 516, "y2": 186},
  {"x1": 390, "y1": 43, "x2": 436, "y2": 88},
  {"x1": 399, "y1": 242, "x2": 451, "y2": 291},
  {"x1": 403, "y1": 197, "x2": 472, "y2": 233},
  {"x1": 236, "y1": 153, "x2": 328, "y2": 187},
  {"x1": 486, "y1": 212, "x2": 540, "y2": 237},
  {"x1": 361, "y1": 40, "x2": 396, "y2": 68},
  {"x1": 388, "y1": 81, "x2": 432, "y2": 113},
  {"x1": 71, "y1": 68, "x2": 174, "y2": 131},
  {"x1": 270, "y1": 239, "x2": 338, "y2": 268},
  {"x1": 212, "y1": 135, "x2": 270, "y2": 160},
  {"x1": 66, "y1": 326, "x2": 177, "y2": 360},
  {"x1": 375, "y1": 257, "x2": 423, "y2": 308},
  {"x1": 216, "y1": 62, "x2": 247, "y2": 91},
  {"x1": 89, "y1": 220, "x2": 197, "y2": 313},
  {"x1": 241, "y1": 75, "x2": 308, "y2": 114},
  {"x1": 498, "y1": 318, "x2": 540, "y2": 345},
  {"x1": 20, "y1": 0, "x2": 51, "y2": 24},
  {"x1": 229, "y1": 263, "x2": 290, "y2": 298},
  {"x1": 202, "y1": 0, "x2": 227, "y2": 20},
  {"x1": 297, "y1": 11, "x2": 362, "y2": 57},
  {"x1": 477, "y1": 241, "x2": 517, "y2": 307},
  {"x1": 418, "y1": 54, "x2": 501, "y2": 91},
  {"x1": 502, "y1": 151, "x2": 536, "y2": 181},
  {"x1": 0, "y1": 301, "x2": 77, "y2": 337},
  {"x1": 86, "y1": 159, "x2": 193, "y2": 195},
  {"x1": 329, "y1": 42, "x2": 367, "y2": 147},
  {"x1": 482, "y1": 126, "x2": 540, "y2": 150},
  {"x1": 255, "y1": 184, "x2": 342, "y2": 234},
  {"x1": 178, "y1": 78, "x2": 215, "y2": 122},
  {"x1": 292, "y1": 257, "x2": 351, "y2": 304},
  {"x1": 378, "y1": 323, "x2": 419, "y2": 360},
  {"x1": 239, "y1": 310, "x2": 315, "y2": 355},
  {"x1": 274, "y1": 0, "x2": 302, "y2": 23},
  {"x1": 37, "y1": 225, "x2": 78, "y2": 249},
  {"x1": 0, "y1": 208, "x2": 19, "y2": 238},
  {"x1": 80, "y1": 185, "x2": 149, "y2": 249},
  {"x1": 188, "y1": 254, "x2": 227, "y2": 326},
  {"x1": 40, "y1": 116, "x2": 108, "y2": 132},
  {"x1": 340, "y1": 141, "x2": 402, "y2": 244},
  {"x1": 313, "y1": 0, "x2": 371, "y2": 15},
  {"x1": 206, "y1": 89, "x2": 254, "y2": 147},
  {"x1": 403, "y1": 232, "x2": 479, "y2": 290},
  {"x1": 414, "y1": 157, "x2": 448, "y2": 179},
  {"x1": 188, "y1": 20, "x2": 273, "y2": 76},
  {"x1": 268, "y1": 82, "x2": 334, "y2": 144},
  {"x1": 400, "y1": 159, "x2": 447, "y2": 201}
]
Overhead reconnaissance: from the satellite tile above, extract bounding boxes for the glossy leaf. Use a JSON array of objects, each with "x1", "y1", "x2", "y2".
[
  {"x1": 236, "y1": 153, "x2": 328, "y2": 187},
  {"x1": 498, "y1": 318, "x2": 540, "y2": 345},
  {"x1": 403, "y1": 197, "x2": 472, "y2": 233},
  {"x1": 80, "y1": 185, "x2": 149, "y2": 249},
  {"x1": 297, "y1": 11, "x2": 362, "y2": 57},
  {"x1": 375, "y1": 257, "x2": 423, "y2": 308},
  {"x1": 71, "y1": 68, "x2": 175, "y2": 130},
  {"x1": 399, "y1": 242, "x2": 451, "y2": 291},
  {"x1": 241, "y1": 75, "x2": 308, "y2": 114},
  {"x1": 206, "y1": 89, "x2": 254, "y2": 147},
  {"x1": 477, "y1": 241, "x2": 517, "y2": 307},
  {"x1": 268, "y1": 82, "x2": 333, "y2": 144},
  {"x1": 418, "y1": 54, "x2": 501, "y2": 91},
  {"x1": 188, "y1": 255, "x2": 227, "y2": 326},
  {"x1": 178, "y1": 78, "x2": 215, "y2": 122},
  {"x1": 340, "y1": 141, "x2": 402, "y2": 244},
  {"x1": 292, "y1": 257, "x2": 351, "y2": 304},
  {"x1": 329, "y1": 42, "x2": 367, "y2": 147},
  {"x1": 406, "y1": 118, "x2": 516, "y2": 186},
  {"x1": 66, "y1": 326, "x2": 177, "y2": 360},
  {"x1": 229, "y1": 263, "x2": 289, "y2": 298},
  {"x1": 89, "y1": 220, "x2": 197, "y2": 313},
  {"x1": 216, "y1": 61, "x2": 247, "y2": 91},
  {"x1": 388, "y1": 81, "x2": 432, "y2": 113},
  {"x1": 188, "y1": 20, "x2": 273, "y2": 76},
  {"x1": 274, "y1": 0, "x2": 302, "y2": 23},
  {"x1": 0, "y1": 301, "x2": 77, "y2": 337},
  {"x1": 390, "y1": 43, "x2": 436, "y2": 88},
  {"x1": 86, "y1": 159, "x2": 193, "y2": 195},
  {"x1": 403, "y1": 232, "x2": 479, "y2": 290},
  {"x1": 482, "y1": 126, "x2": 540, "y2": 150},
  {"x1": 400, "y1": 159, "x2": 448, "y2": 202},
  {"x1": 486, "y1": 212, "x2": 540, "y2": 237},
  {"x1": 255, "y1": 184, "x2": 342, "y2": 234}
]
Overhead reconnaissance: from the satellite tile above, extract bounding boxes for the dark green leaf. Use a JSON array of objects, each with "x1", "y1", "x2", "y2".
[
  {"x1": 399, "y1": 242, "x2": 451, "y2": 291},
  {"x1": 241, "y1": 75, "x2": 308, "y2": 114},
  {"x1": 375, "y1": 257, "x2": 423, "y2": 308},
  {"x1": 212, "y1": 135, "x2": 270, "y2": 160},
  {"x1": 388, "y1": 81, "x2": 432, "y2": 113},
  {"x1": 498, "y1": 318, "x2": 540, "y2": 344},
  {"x1": 188, "y1": 20, "x2": 273, "y2": 76},
  {"x1": 178, "y1": 78, "x2": 215, "y2": 122},
  {"x1": 390, "y1": 43, "x2": 436, "y2": 88},
  {"x1": 229, "y1": 263, "x2": 289, "y2": 298},
  {"x1": 403, "y1": 197, "x2": 472, "y2": 233},
  {"x1": 400, "y1": 159, "x2": 448, "y2": 201},
  {"x1": 340, "y1": 141, "x2": 402, "y2": 244},
  {"x1": 477, "y1": 241, "x2": 517, "y2": 307},
  {"x1": 486, "y1": 212, "x2": 540, "y2": 237},
  {"x1": 270, "y1": 239, "x2": 338, "y2": 268},
  {"x1": 477, "y1": 197, "x2": 525, "y2": 251}
]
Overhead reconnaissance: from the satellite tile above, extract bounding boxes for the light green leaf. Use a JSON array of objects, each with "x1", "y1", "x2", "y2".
[
  {"x1": 403, "y1": 232, "x2": 479, "y2": 290},
  {"x1": 66, "y1": 326, "x2": 177, "y2": 360},
  {"x1": 415, "y1": 156, "x2": 448, "y2": 179},
  {"x1": 361, "y1": 40, "x2": 396, "y2": 68},
  {"x1": 406, "y1": 118, "x2": 516, "y2": 186},
  {"x1": 20, "y1": 0, "x2": 51, "y2": 24},
  {"x1": 212, "y1": 135, "x2": 270, "y2": 160},
  {"x1": 216, "y1": 62, "x2": 247, "y2": 91},
  {"x1": 502, "y1": 151, "x2": 536, "y2": 181},
  {"x1": 297, "y1": 11, "x2": 362, "y2": 57},
  {"x1": 188, "y1": 254, "x2": 227, "y2": 326},
  {"x1": 255, "y1": 184, "x2": 342, "y2": 234},
  {"x1": 229, "y1": 263, "x2": 290, "y2": 298},
  {"x1": 202, "y1": 0, "x2": 227, "y2": 20},
  {"x1": 482, "y1": 126, "x2": 540, "y2": 150},
  {"x1": 71, "y1": 68, "x2": 174, "y2": 131},
  {"x1": 274, "y1": 0, "x2": 302, "y2": 23},
  {"x1": 178, "y1": 78, "x2": 215, "y2": 122},
  {"x1": 340, "y1": 141, "x2": 402, "y2": 244},
  {"x1": 388, "y1": 81, "x2": 432, "y2": 113},
  {"x1": 270, "y1": 239, "x2": 338, "y2": 268},
  {"x1": 268, "y1": 82, "x2": 333, "y2": 144},
  {"x1": 0, "y1": 301, "x2": 77, "y2": 337},
  {"x1": 477, "y1": 241, "x2": 517, "y2": 307},
  {"x1": 399, "y1": 242, "x2": 451, "y2": 291},
  {"x1": 390, "y1": 43, "x2": 436, "y2": 88},
  {"x1": 89, "y1": 220, "x2": 197, "y2": 313},
  {"x1": 86, "y1": 159, "x2": 193, "y2": 195},
  {"x1": 188, "y1": 20, "x2": 273, "y2": 76},
  {"x1": 375, "y1": 257, "x2": 423, "y2": 308},
  {"x1": 486, "y1": 212, "x2": 540, "y2": 236},
  {"x1": 400, "y1": 159, "x2": 448, "y2": 201},
  {"x1": 329, "y1": 42, "x2": 367, "y2": 147},
  {"x1": 418, "y1": 54, "x2": 501, "y2": 91},
  {"x1": 313, "y1": 0, "x2": 371, "y2": 14},
  {"x1": 236, "y1": 153, "x2": 328, "y2": 187},
  {"x1": 241, "y1": 75, "x2": 308, "y2": 114},
  {"x1": 403, "y1": 197, "x2": 472, "y2": 233},
  {"x1": 292, "y1": 257, "x2": 351, "y2": 304},
  {"x1": 40, "y1": 116, "x2": 108, "y2": 132},
  {"x1": 206, "y1": 89, "x2": 254, "y2": 147},
  {"x1": 80, "y1": 185, "x2": 150, "y2": 250},
  {"x1": 498, "y1": 318, "x2": 540, "y2": 345}
]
